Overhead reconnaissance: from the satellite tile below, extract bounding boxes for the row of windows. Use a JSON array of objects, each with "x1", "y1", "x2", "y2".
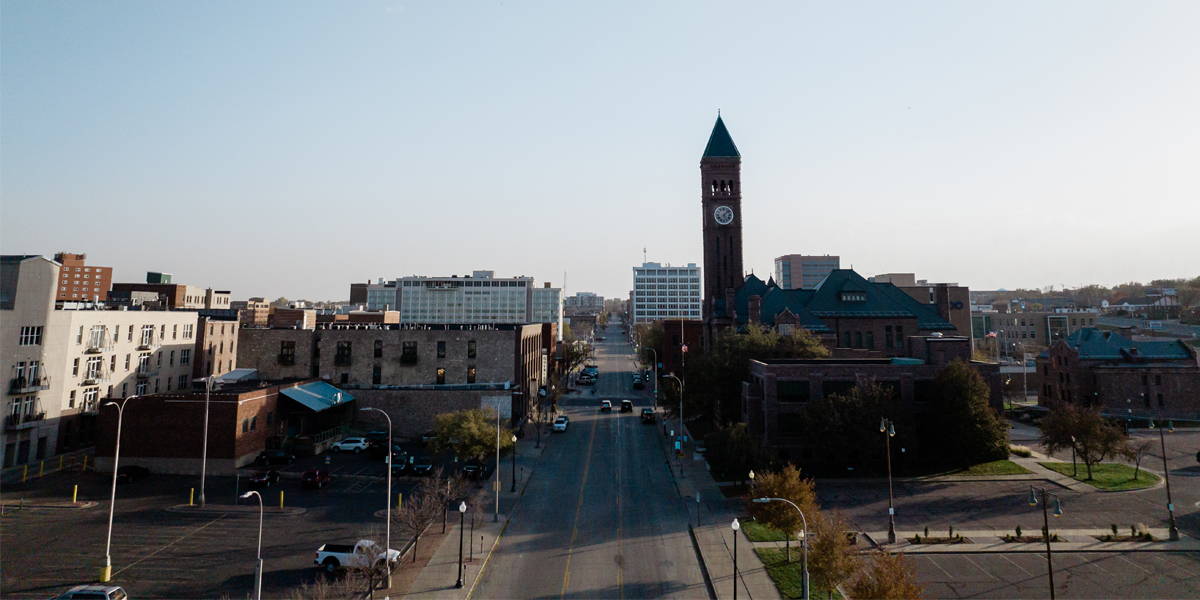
[
  {"x1": 635, "y1": 270, "x2": 699, "y2": 277},
  {"x1": 634, "y1": 310, "x2": 701, "y2": 317},
  {"x1": 403, "y1": 280, "x2": 528, "y2": 287}
]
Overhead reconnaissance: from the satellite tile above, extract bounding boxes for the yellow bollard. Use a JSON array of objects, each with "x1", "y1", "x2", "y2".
[
  {"x1": 73, "y1": 485, "x2": 78, "y2": 503},
  {"x1": 190, "y1": 488, "x2": 195, "y2": 506},
  {"x1": 60, "y1": 456, "x2": 64, "y2": 471},
  {"x1": 39, "y1": 461, "x2": 44, "y2": 477},
  {"x1": 83, "y1": 455, "x2": 88, "y2": 471},
  {"x1": 279, "y1": 490, "x2": 284, "y2": 509},
  {"x1": 22, "y1": 465, "x2": 27, "y2": 482},
  {"x1": 398, "y1": 492, "x2": 402, "y2": 511}
]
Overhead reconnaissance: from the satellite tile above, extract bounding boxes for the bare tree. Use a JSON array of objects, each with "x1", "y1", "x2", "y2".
[
  {"x1": 1131, "y1": 439, "x2": 1154, "y2": 480},
  {"x1": 393, "y1": 485, "x2": 440, "y2": 563}
]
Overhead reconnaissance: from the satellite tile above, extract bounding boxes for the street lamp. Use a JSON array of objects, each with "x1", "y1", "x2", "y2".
[
  {"x1": 239, "y1": 491, "x2": 264, "y2": 600},
  {"x1": 455, "y1": 501, "x2": 467, "y2": 588},
  {"x1": 100, "y1": 395, "x2": 137, "y2": 583},
  {"x1": 732, "y1": 518, "x2": 740, "y2": 600},
  {"x1": 665, "y1": 373, "x2": 684, "y2": 478},
  {"x1": 643, "y1": 346, "x2": 658, "y2": 395},
  {"x1": 1148, "y1": 419, "x2": 1179, "y2": 541},
  {"x1": 199, "y1": 374, "x2": 222, "y2": 507},
  {"x1": 1028, "y1": 485, "x2": 1063, "y2": 600},
  {"x1": 360, "y1": 407, "x2": 393, "y2": 587},
  {"x1": 880, "y1": 417, "x2": 897, "y2": 544},
  {"x1": 753, "y1": 497, "x2": 809, "y2": 600},
  {"x1": 510, "y1": 434, "x2": 518, "y2": 492}
]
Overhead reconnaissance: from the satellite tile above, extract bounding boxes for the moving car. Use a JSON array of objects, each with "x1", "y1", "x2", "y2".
[
  {"x1": 115, "y1": 465, "x2": 149, "y2": 484},
  {"x1": 248, "y1": 470, "x2": 281, "y2": 488},
  {"x1": 411, "y1": 456, "x2": 435, "y2": 476},
  {"x1": 314, "y1": 539, "x2": 401, "y2": 573},
  {"x1": 258, "y1": 450, "x2": 295, "y2": 466},
  {"x1": 600, "y1": 400, "x2": 612, "y2": 412},
  {"x1": 330, "y1": 437, "x2": 370, "y2": 453},
  {"x1": 641, "y1": 408, "x2": 657, "y2": 424},
  {"x1": 54, "y1": 585, "x2": 128, "y2": 600},
  {"x1": 302, "y1": 468, "x2": 331, "y2": 489},
  {"x1": 620, "y1": 400, "x2": 633, "y2": 413},
  {"x1": 632, "y1": 373, "x2": 645, "y2": 390},
  {"x1": 553, "y1": 416, "x2": 569, "y2": 432}
]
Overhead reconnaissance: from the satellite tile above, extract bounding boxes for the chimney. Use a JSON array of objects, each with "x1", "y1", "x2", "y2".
[{"x1": 748, "y1": 295, "x2": 762, "y2": 324}]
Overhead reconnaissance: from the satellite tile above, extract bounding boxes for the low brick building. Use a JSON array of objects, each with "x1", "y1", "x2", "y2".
[
  {"x1": 1037, "y1": 328, "x2": 1200, "y2": 420},
  {"x1": 741, "y1": 335, "x2": 1001, "y2": 464}
]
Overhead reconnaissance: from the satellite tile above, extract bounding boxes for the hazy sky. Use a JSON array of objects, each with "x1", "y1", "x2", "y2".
[{"x1": 3, "y1": 1, "x2": 1198, "y2": 301}]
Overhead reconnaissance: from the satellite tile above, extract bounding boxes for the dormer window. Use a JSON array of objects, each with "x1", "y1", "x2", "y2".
[{"x1": 840, "y1": 292, "x2": 866, "y2": 302}]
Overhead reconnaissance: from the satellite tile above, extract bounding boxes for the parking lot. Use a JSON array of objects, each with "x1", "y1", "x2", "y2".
[{"x1": 0, "y1": 438, "x2": 492, "y2": 598}]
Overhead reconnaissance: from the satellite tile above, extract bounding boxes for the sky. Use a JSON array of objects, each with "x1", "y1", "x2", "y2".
[{"x1": 3, "y1": 1, "x2": 1198, "y2": 302}]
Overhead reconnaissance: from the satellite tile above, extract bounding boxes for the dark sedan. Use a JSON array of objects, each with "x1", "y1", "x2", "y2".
[
  {"x1": 301, "y1": 469, "x2": 331, "y2": 489},
  {"x1": 115, "y1": 465, "x2": 149, "y2": 484},
  {"x1": 258, "y1": 450, "x2": 295, "y2": 466},
  {"x1": 248, "y1": 470, "x2": 281, "y2": 488},
  {"x1": 411, "y1": 456, "x2": 434, "y2": 476}
]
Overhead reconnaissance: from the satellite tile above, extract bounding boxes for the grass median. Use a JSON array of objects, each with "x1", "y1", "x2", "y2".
[
  {"x1": 755, "y1": 548, "x2": 842, "y2": 600},
  {"x1": 741, "y1": 518, "x2": 798, "y2": 542},
  {"x1": 1039, "y1": 462, "x2": 1159, "y2": 490}
]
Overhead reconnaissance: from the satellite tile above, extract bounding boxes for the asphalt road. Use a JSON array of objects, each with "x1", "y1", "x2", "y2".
[{"x1": 473, "y1": 322, "x2": 708, "y2": 599}]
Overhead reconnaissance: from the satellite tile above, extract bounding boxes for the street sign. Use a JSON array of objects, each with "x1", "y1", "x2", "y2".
[{"x1": 675, "y1": 441, "x2": 681, "y2": 450}]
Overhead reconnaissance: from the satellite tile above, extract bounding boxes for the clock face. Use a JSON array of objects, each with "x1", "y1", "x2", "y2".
[{"x1": 714, "y1": 205, "x2": 734, "y2": 225}]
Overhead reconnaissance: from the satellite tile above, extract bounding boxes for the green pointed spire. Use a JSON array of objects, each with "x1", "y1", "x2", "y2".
[{"x1": 702, "y1": 115, "x2": 740, "y2": 158}]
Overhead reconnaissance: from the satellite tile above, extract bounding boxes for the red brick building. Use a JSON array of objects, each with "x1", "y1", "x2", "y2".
[{"x1": 53, "y1": 252, "x2": 112, "y2": 302}]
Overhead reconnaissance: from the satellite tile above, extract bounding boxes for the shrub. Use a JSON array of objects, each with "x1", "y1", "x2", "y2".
[
  {"x1": 1015, "y1": 525, "x2": 1022, "y2": 537},
  {"x1": 1111, "y1": 524, "x2": 1118, "y2": 535},
  {"x1": 923, "y1": 526, "x2": 929, "y2": 537},
  {"x1": 1010, "y1": 445, "x2": 1033, "y2": 458}
]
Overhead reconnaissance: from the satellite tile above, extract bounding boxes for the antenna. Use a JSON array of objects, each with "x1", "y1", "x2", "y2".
[{"x1": 643, "y1": 247, "x2": 647, "y2": 264}]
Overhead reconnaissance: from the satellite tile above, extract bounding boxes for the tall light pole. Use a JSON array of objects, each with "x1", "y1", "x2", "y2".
[
  {"x1": 665, "y1": 373, "x2": 684, "y2": 478},
  {"x1": 642, "y1": 346, "x2": 658, "y2": 395},
  {"x1": 1148, "y1": 419, "x2": 1179, "y2": 541},
  {"x1": 752, "y1": 497, "x2": 809, "y2": 600},
  {"x1": 199, "y1": 375, "x2": 222, "y2": 507},
  {"x1": 240, "y1": 491, "x2": 264, "y2": 600},
  {"x1": 510, "y1": 434, "x2": 518, "y2": 492},
  {"x1": 100, "y1": 395, "x2": 137, "y2": 583},
  {"x1": 1028, "y1": 485, "x2": 1063, "y2": 600},
  {"x1": 732, "y1": 518, "x2": 740, "y2": 600},
  {"x1": 880, "y1": 417, "x2": 897, "y2": 544},
  {"x1": 455, "y1": 501, "x2": 467, "y2": 588},
  {"x1": 360, "y1": 407, "x2": 393, "y2": 588}
]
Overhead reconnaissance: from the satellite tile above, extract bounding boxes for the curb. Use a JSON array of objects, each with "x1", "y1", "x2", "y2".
[
  {"x1": 166, "y1": 504, "x2": 307, "y2": 516},
  {"x1": 688, "y1": 523, "x2": 718, "y2": 600},
  {"x1": 0, "y1": 500, "x2": 98, "y2": 511}
]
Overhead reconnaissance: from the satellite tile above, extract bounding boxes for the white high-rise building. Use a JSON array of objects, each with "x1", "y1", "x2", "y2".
[
  {"x1": 358, "y1": 271, "x2": 559, "y2": 324},
  {"x1": 531, "y1": 284, "x2": 563, "y2": 325},
  {"x1": 631, "y1": 262, "x2": 702, "y2": 324}
]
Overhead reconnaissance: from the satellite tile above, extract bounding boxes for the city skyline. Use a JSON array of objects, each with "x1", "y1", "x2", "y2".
[{"x1": 3, "y1": 2, "x2": 1197, "y2": 301}]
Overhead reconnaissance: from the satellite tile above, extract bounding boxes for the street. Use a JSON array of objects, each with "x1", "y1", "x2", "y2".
[{"x1": 472, "y1": 323, "x2": 708, "y2": 599}]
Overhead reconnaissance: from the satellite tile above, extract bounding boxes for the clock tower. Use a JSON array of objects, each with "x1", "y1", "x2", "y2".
[{"x1": 700, "y1": 114, "x2": 743, "y2": 322}]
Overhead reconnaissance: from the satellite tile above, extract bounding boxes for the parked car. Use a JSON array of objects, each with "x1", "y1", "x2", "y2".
[
  {"x1": 620, "y1": 400, "x2": 633, "y2": 413},
  {"x1": 600, "y1": 400, "x2": 612, "y2": 412},
  {"x1": 364, "y1": 430, "x2": 390, "y2": 447},
  {"x1": 302, "y1": 468, "x2": 331, "y2": 489},
  {"x1": 330, "y1": 438, "x2": 370, "y2": 453},
  {"x1": 314, "y1": 539, "x2": 401, "y2": 573},
  {"x1": 421, "y1": 430, "x2": 438, "y2": 444},
  {"x1": 553, "y1": 416, "x2": 569, "y2": 432},
  {"x1": 370, "y1": 441, "x2": 404, "y2": 460},
  {"x1": 641, "y1": 408, "x2": 657, "y2": 424},
  {"x1": 411, "y1": 456, "x2": 435, "y2": 476},
  {"x1": 115, "y1": 465, "x2": 149, "y2": 484},
  {"x1": 632, "y1": 374, "x2": 645, "y2": 390},
  {"x1": 54, "y1": 584, "x2": 128, "y2": 600},
  {"x1": 258, "y1": 449, "x2": 295, "y2": 466},
  {"x1": 462, "y1": 458, "x2": 486, "y2": 480},
  {"x1": 248, "y1": 470, "x2": 281, "y2": 488},
  {"x1": 577, "y1": 376, "x2": 595, "y2": 386}
]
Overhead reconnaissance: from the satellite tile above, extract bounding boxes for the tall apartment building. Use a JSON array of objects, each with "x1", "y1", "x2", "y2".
[
  {"x1": 52, "y1": 253, "x2": 113, "y2": 302},
  {"x1": 774, "y1": 255, "x2": 839, "y2": 290},
  {"x1": 358, "y1": 271, "x2": 561, "y2": 325},
  {"x1": 231, "y1": 297, "x2": 270, "y2": 327},
  {"x1": 2, "y1": 255, "x2": 212, "y2": 467},
  {"x1": 111, "y1": 272, "x2": 231, "y2": 310},
  {"x1": 631, "y1": 262, "x2": 702, "y2": 324},
  {"x1": 531, "y1": 283, "x2": 563, "y2": 325}
]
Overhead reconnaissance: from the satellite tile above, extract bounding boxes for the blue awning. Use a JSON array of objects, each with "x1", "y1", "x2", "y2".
[{"x1": 280, "y1": 381, "x2": 354, "y2": 413}]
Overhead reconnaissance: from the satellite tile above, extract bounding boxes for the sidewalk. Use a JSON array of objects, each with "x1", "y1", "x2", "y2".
[
  {"x1": 399, "y1": 428, "x2": 552, "y2": 600},
  {"x1": 666, "y1": 417, "x2": 782, "y2": 600},
  {"x1": 860, "y1": 528, "x2": 1199, "y2": 554}
]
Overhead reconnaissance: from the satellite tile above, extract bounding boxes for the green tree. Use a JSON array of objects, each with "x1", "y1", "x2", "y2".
[
  {"x1": 847, "y1": 551, "x2": 924, "y2": 600},
  {"x1": 431, "y1": 408, "x2": 514, "y2": 460},
  {"x1": 708, "y1": 422, "x2": 774, "y2": 486},
  {"x1": 801, "y1": 384, "x2": 899, "y2": 468},
  {"x1": 807, "y1": 510, "x2": 861, "y2": 599},
  {"x1": 745, "y1": 464, "x2": 816, "y2": 562},
  {"x1": 929, "y1": 361, "x2": 1009, "y2": 464},
  {"x1": 1039, "y1": 402, "x2": 1132, "y2": 480}
]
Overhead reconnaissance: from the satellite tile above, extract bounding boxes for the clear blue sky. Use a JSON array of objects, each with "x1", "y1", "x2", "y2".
[{"x1": 3, "y1": 1, "x2": 1197, "y2": 301}]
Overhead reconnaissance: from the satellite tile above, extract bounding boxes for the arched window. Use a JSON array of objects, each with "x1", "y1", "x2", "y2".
[
  {"x1": 712, "y1": 180, "x2": 718, "y2": 193},
  {"x1": 855, "y1": 332, "x2": 863, "y2": 349},
  {"x1": 843, "y1": 332, "x2": 851, "y2": 347},
  {"x1": 866, "y1": 332, "x2": 875, "y2": 349}
]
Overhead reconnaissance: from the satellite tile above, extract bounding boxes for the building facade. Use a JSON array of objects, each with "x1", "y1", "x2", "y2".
[
  {"x1": 111, "y1": 275, "x2": 231, "y2": 310},
  {"x1": 700, "y1": 115, "x2": 744, "y2": 324},
  {"x1": 774, "y1": 255, "x2": 840, "y2": 290},
  {"x1": 530, "y1": 283, "x2": 563, "y2": 325},
  {"x1": 52, "y1": 253, "x2": 113, "y2": 303},
  {"x1": 973, "y1": 309, "x2": 1101, "y2": 355},
  {"x1": 631, "y1": 262, "x2": 702, "y2": 324},
  {"x1": 231, "y1": 297, "x2": 271, "y2": 328},
  {"x1": 359, "y1": 271, "x2": 560, "y2": 324}
]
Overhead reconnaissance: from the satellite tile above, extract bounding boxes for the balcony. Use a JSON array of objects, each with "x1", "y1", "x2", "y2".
[
  {"x1": 82, "y1": 370, "x2": 111, "y2": 385},
  {"x1": 137, "y1": 340, "x2": 161, "y2": 351},
  {"x1": 81, "y1": 401, "x2": 101, "y2": 416},
  {"x1": 8, "y1": 376, "x2": 51, "y2": 395},
  {"x1": 84, "y1": 342, "x2": 115, "y2": 354},
  {"x1": 5, "y1": 412, "x2": 45, "y2": 431},
  {"x1": 135, "y1": 368, "x2": 158, "y2": 380}
]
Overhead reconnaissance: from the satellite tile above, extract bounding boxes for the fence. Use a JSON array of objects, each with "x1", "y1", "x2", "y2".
[{"x1": 0, "y1": 447, "x2": 94, "y2": 485}]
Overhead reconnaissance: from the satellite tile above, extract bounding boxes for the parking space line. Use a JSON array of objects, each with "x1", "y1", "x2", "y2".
[
  {"x1": 1155, "y1": 555, "x2": 1198, "y2": 578},
  {"x1": 111, "y1": 513, "x2": 227, "y2": 579},
  {"x1": 1079, "y1": 553, "x2": 1114, "y2": 575},
  {"x1": 1116, "y1": 554, "x2": 1152, "y2": 574},
  {"x1": 998, "y1": 553, "x2": 1033, "y2": 576},
  {"x1": 925, "y1": 556, "x2": 954, "y2": 579},
  {"x1": 961, "y1": 555, "x2": 997, "y2": 580}
]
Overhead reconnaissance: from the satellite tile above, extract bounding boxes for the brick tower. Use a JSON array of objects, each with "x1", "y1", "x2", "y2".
[{"x1": 700, "y1": 115, "x2": 743, "y2": 326}]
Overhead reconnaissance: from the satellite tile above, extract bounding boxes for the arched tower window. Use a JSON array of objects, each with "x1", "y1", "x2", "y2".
[{"x1": 711, "y1": 180, "x2": 718, "y2": 194}]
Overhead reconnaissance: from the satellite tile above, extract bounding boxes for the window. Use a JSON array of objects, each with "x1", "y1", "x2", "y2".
[
  {"x1": 250, "y1": 416, "x2": 257, "y2": 431},
  {"x1": 242, "y1": 418, "x2": 249, "y2": 433},
  {"x1": 86, "y1": 356, "x2": 103, "y2": 379},
  {"x1": 69, "y1": 390, "x2": 76, "y2": 409},
  {"x1": 372, "y1": 366, "x2": 382, "y2": 385},
  {"x1": 178, "y1": 375, "x2": 187, "y2": 389},
  {"x1": 1157, "y1": 393, "x2": 1164, "y2": 407},
  {"x1": 110, "y1": 355, "x2": 116, "y2": 372},
  {"x1": 154, "y1": 379, "x2": 159, "y2": 393},
  {"x1": 854, "y1": 332, "x2": 862, "y2": 349},
  {"x1": 374, "y1": 340, "x2": 383, "y2": 358},
  {"x1": 467, "y1": 366, "x2": 476, "y2": 383},
  {"x1": 865, "y1": 332, "x2": 874, "y2": 349},
  {"x1": 266, "y1": 412, "x2": 273, "y2": 426},
  {"x1": 166, "y1": 377, "x2": 171, "y2": 391},
  {"x1": 839, "y1": 292, "x2": 866, "y2": 302},
  {"x1": 169, "y1": 351, "x2": 175, "y2": 366},
  {"x1": 183, "y1": 324, "x2": 193, "y2": 339},
  {"x1": 436, "y1": 367, "x2": 446, "y2": 385},
  {"x1": 340, "y1": 372, "x2": 348, "y2": 384},
  {"x1": 885, "y1": 325, "x2": 893, "y2": 349},
  {"x1": 335, "y1": 341, "x2": 352, "y2": 366},
  {"x1": 1155, "y1": 375, "x2": 1162, "y2": 386},
  {"x1": 140, "y1": 325, "x2": 154, "y2": 346},
  {"x1": 777, "y1": 380, "x2": 809, "y2": 403},
  {"x1": 401, "y1": 342, "x2": 418, "y2": 365},
  {"x1": 895, "y1": 326, "x2": 904, "y2": 345},
  {"x1": 437, "y1": 341, "x2": 446, "y2": 358},
  {"x1": 77, "y1": 326, "x2": 84, "y2": 344},
  {"x1": 156, "y1": 352, "x2": 162, "y2": 367},
  {"x1": 468, "y1": 340, "x2": 477, "y2": 359},
  {"x1": 823, "y1": 381, "x2": 856, "y2": 398},
  {"x1": 136, "y1": 381, "x2": 147, "y2": 395},
  {"x1": 122, "y1": 383, "x2": 127, "y2": 397},
  {"x1": 842, "y1": 332, "x2": 851, "y2": 348},
  {"x1": 18, "y1": 326, "x2": 43, "y2": 346},
  {"x1": 72, "y1": 358, "x2": 79, "y2": 376},
  {"x1": 128, "y1": 327, "x2": 133, "y2": 342},
  {"x1": 173, "y1": 325, "x2": 178, "y2": 339},
  {"x1": 125, "y1": 354, "x2": 131, "y2": 370},
  {"x1": 279, "y1": 341, "x2": 295, "y2": 365},
  {"x1": 181, "y1": 349, "x2": 191, "y2": 365}
]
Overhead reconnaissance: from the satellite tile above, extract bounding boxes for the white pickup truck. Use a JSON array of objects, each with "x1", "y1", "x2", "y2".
[{"x1": 314, "y1": 540, "x2": 401, "y2": 572}]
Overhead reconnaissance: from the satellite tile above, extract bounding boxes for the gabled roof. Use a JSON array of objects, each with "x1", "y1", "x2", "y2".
[
  {"x1": 1060, "y1": 327, "x2": 1193, "y2": 361},
  {"x1": 702, "y1": 115, "x2": 740, "y2": 158},
  {"x1": 281, "y1": 381, "x2": 355, "y2": 412}
]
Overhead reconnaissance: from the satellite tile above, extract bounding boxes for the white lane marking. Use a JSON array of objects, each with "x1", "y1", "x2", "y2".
[
  {"x1": 926, "y1": 555, "x2": 954, "y2": 579},
  {"x1": 111, "y1": 513, "x2": 227, "y2": 578},
  {"x1": 1116, "y1": 553, "x2": 1152, "y2": 574},
  {"x1": 1154, "y1": 554, "x2": 1199, "y2": 578},
  {"x1": 998, "y1": 553, "x2": 1033, "y2": 576},
  {"x1": 962, "y1": 555, "x2": 997, "y2": 580}
]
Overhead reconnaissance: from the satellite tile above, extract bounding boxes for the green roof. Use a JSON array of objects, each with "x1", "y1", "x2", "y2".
[
  {"x1": 281, "y1": 381, "x2": 354, "y2": 412},
  {"x1": 702, "y1": 115, "x2": 740, "y2": 158}
]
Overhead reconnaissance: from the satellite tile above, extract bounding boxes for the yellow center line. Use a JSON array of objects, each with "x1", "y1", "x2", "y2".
[{"x1": 561, "y1": 413, "x2": 598, "y2": 598}]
